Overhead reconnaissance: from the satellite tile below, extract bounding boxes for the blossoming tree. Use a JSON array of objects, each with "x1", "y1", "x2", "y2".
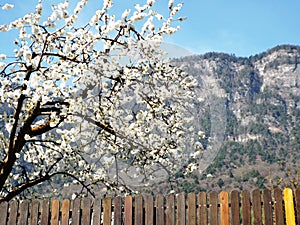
[{"x1": 0, "y1": 0, "x2": 202, "y2": 202}]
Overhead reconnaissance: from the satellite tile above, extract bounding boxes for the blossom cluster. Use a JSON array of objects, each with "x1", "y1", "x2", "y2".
[{"x1": 0, "y1": 0, "x2": 202, "y2": 200}]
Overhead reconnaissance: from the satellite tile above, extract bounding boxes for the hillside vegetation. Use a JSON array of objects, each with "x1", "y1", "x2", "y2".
[{"x1": 156, "y1": 45, "x2": 300, "y2": 193}]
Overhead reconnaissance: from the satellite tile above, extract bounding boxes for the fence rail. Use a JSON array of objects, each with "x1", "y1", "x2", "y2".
[{"x1": 0, "y1": 187, "x2": 300, "y2": 225}]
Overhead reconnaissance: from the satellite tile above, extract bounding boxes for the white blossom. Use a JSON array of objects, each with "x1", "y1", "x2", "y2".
[
  {"x1": 1, "y1": 3, "x2": 14, "y2": 10},
  {"x1": 168, "y1": 0, "x2": 174, "y2": 9},
  {"x1": 0, "y1": 54, "x2": 6, "y2": 60},
  {"x1": 122, "y1": 9, "x2": 131, "y2": 19},
  {"x1": 0, "y1": 62, "x2": 5, "y2": 70}
]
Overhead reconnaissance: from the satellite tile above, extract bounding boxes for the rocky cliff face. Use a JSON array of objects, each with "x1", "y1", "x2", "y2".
[{"x1": 170, "y1": 45, "x2": 300, "y2": 192}]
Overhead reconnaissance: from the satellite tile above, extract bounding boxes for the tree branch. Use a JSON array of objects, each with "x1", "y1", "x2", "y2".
[
  {"x1": 0, "y1": 174, "x2": 51, "y2": 203},
  {"x1": 0, "y1": 169, "x2": 98, "y2": 203},
  {"x1": 72, "y1": 113, "x2": 116, "y2": 136}
]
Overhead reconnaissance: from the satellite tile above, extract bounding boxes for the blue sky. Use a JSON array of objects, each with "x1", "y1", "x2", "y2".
[
  {"x1": 1, "y1": 0, "x2": 300, "y2": 57},
  {"x1": 172, "y1": 0, "x2": 300, "y2": 56}
]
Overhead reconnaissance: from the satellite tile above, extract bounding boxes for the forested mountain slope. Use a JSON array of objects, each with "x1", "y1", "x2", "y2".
[{"x1": 167, "y1": 45, "x2": 300, "y2": 192}]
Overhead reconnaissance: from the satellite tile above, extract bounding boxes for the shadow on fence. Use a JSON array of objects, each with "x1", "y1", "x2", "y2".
[{"x1": 0, "y1": 187, "x2": 300, "y2": 225}]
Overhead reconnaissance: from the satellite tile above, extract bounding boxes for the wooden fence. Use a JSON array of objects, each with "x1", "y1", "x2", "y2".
[{"x1": 0, "y1": 187, "x2": 300, "y2": 225}]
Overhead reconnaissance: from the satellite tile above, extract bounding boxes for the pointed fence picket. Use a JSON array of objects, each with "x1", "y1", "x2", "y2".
[{"x1": 0, "y1": 187, "x2": 299, "y2": 225}]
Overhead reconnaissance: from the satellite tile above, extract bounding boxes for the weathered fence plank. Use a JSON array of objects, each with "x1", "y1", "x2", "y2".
[
  {"x1": 134, "y1": 195, "x2": 143, "y2": 225},
  {"x1": 263, "y1": 189, "x2": 273, "y2": 225},
  {"x1": 252, "y1": 189, "x2": 262, "y2": 225},
  {"x1": 61, "y1": 199, "x2": 70, "y2": 225},
  {"x1": 165, "y1": 194, "x2": 174, "y2": 225},
  {"x1": 40, "y1": 199, "x2": 50, "y2": 225},
  {"x1": 209, "y1": 191, "x2": 218, "y2": 225},
  {"x1": 274, "y1": 188, "x2": 284, "y2": 225},
  {"x1": 92, "y1": 198, "x2": 102, "y2": 225},
  {"x1": 156, "y1": 194, "x2": 164, "y2": 225},
  {"x1": 72, "y1": 198, "x2": 80, "y2": 225},
  {"x1": 30, "y1": 200, "x2": 39, "y2": 225},
  {"x1": 82, "y1": 198, "x2": 91, "y2": 225},
  {"x1": 0, "y1": 202, "x2": 8, "y2": 225},
  {"x1": 177, "y1": 193, "x2": 186, "y2": 225},
  {"x1": 145, "y1": 195, "x2": 153, "y2": 225},
  {"x1": 198, "y1": 192, "x2": 207, "y2": 225},
  {"x1": 17, "y1": 200, "x2": 28, "y2": 225},
  {"x1": 124, "y1": 196, "x2": 132, "y2": 225},
  {"x1": 295, "y1": 187, "x2": 300, "y2": 225},
  {"x1": 242, "y1": 190, "x2": 251, "y2": 225},
  {"x1": 50, "y1": 199, "x2": 60, "y2": 225},
  {"x1": 187, "y1": 193, "x2": 196, "y2": 225},
  {"x1": 230, "y1": 190, "x2": 240, "y2": 225},
  {"x1": 219, "y1": 191, "x2": 229, "y2": 225},
  {"x1": 103, "y1": 197, "x2": 112, "y2": 225},
  {"x1": 7, "y1": 201, "x2": 18, "y2": 225},
  {"x1": 114, "y1": 196, "x2": 122, "y2": 225}
]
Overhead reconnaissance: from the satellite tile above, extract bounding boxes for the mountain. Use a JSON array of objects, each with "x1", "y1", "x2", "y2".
[{"x1": 165, "y1": 44, "x2": 300, "y2": 193}]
